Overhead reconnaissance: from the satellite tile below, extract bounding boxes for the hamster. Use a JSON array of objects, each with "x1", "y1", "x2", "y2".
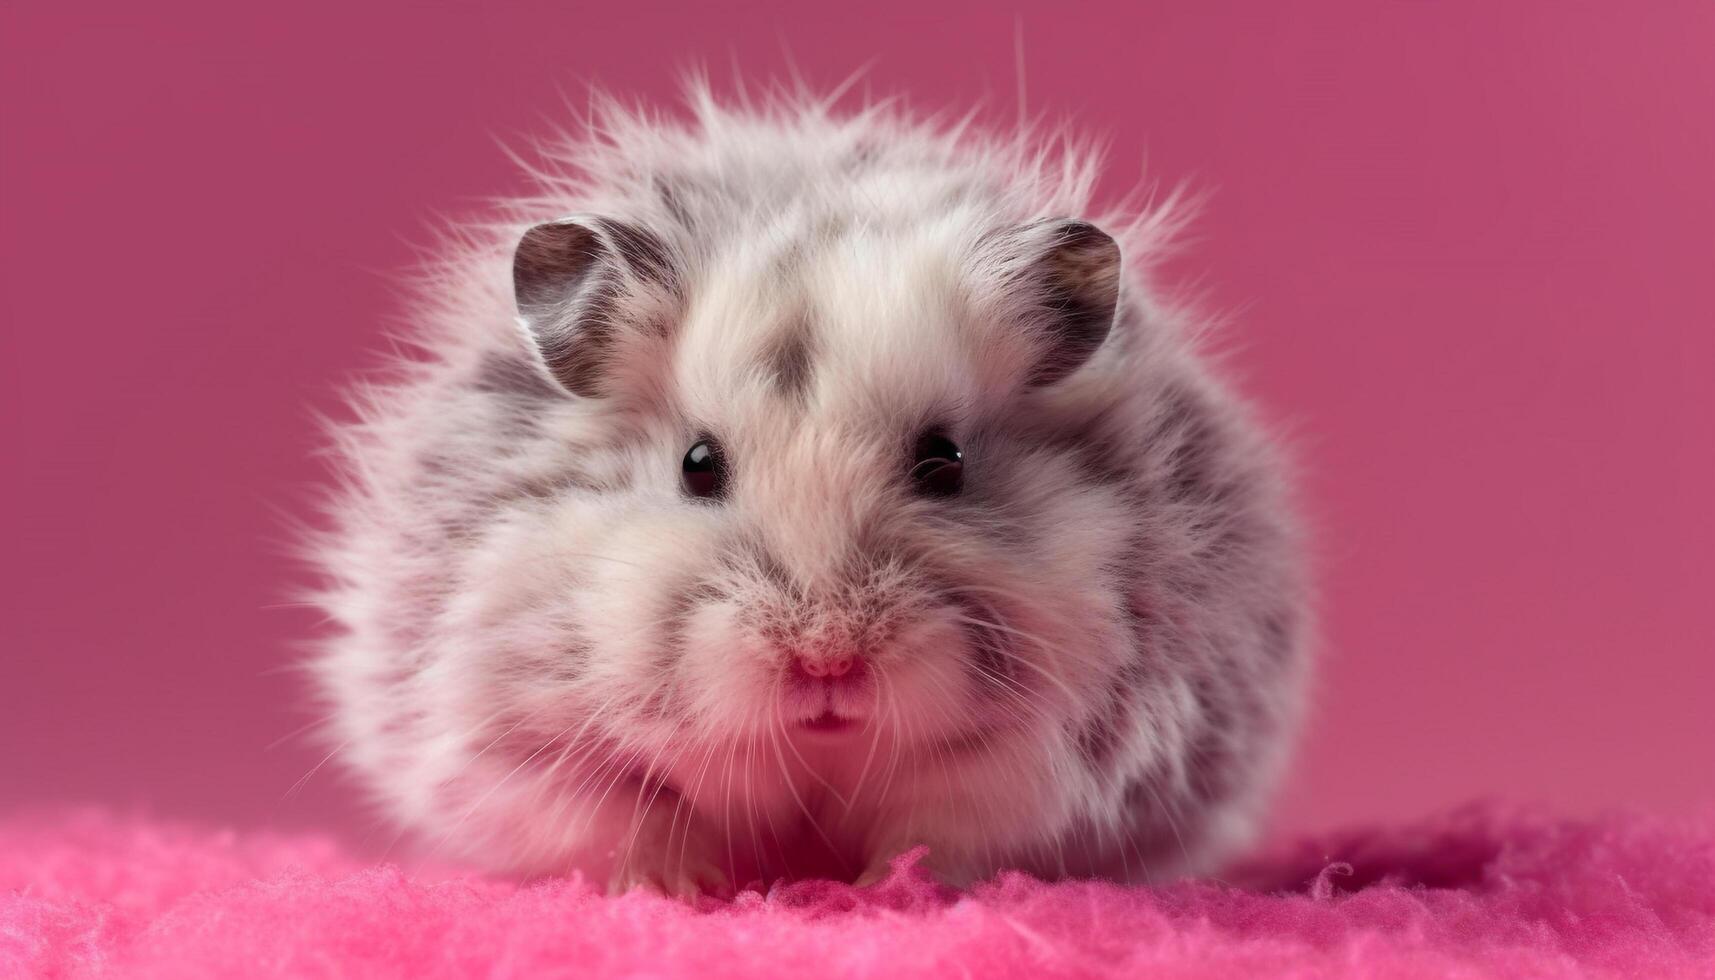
[{"x1": 309, "y1": 85, "x2": 1310, "y2": 897}]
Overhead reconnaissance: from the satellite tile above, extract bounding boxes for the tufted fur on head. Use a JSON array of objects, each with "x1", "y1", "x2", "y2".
[{"x1": 308, "y1": 80, "x2": 1311, "y2": 895}]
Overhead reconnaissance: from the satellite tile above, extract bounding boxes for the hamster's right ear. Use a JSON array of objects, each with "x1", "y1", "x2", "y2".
[
  {"x1": 970, "y1": 218, "x2": 1123, "y2": 387},
  {"x1": 512, "y1": 216, "x2": 678, "y2": 398}
]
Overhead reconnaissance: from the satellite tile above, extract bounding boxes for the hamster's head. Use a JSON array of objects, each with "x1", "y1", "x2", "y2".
[{"x1": 497, "y1": 211, "x2": 1138, "y2": 759}]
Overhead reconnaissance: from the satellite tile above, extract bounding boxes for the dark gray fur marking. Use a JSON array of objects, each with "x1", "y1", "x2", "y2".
[
  {"x1": 1057, "y1": 408, "x2": 1139, "y2": 488},
  {"x1": 1153, "y1": 385, "x2": 1233, "y2": 507},
  {"x1": 945, "y1": 593, "x2": 1015, "y2": 697},
  {"x1": 764, "y1": 324, "x2": 814, "y2": 397},
  {"x1": 596, "y1": 218, "x2": 680, "y2": 295},
  {"x1": 1074, "y1": 673, "x2": 1136, "y2": 773},
  {"x1": 652, "y1": 176, "x2": 692, "y2": 227},
  {"x1": 1073, "y1": 588, "x2": 1163, "y2": 774}
]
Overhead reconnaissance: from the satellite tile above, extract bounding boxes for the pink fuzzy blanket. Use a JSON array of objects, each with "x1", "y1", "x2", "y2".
[{"x1": 2, "y1": 808, "x2": 1711, "y2": 978}]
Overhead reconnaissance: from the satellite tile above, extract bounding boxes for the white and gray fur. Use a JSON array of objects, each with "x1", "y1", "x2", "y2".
[{"x1": 310, "y1": 85, "x2": 1310, "y2": 895}]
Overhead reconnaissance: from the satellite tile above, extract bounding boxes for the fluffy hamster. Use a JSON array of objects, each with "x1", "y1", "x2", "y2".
[{"x1": 310, "y1": 87, "x2": 1310, "y2": 896}]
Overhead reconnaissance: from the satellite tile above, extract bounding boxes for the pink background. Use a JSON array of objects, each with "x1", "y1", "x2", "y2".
[{"x1": 4, "y1": 2, "x2": 1712, "y2": 847}]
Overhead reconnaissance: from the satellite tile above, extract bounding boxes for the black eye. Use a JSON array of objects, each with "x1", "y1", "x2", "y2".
[
  {"x1": 910, "y1": 431, "x2": 963, "y2": 497},
  {"x1": 682, "y1": 437, "x2": 728, "y2": 499}
]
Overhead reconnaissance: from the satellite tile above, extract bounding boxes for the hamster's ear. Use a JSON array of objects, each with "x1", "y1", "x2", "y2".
[
  {"x1": 512, "y1": 216, "x2": 677, "y2": 397},
  {"x1": 977, "y1": 218, "x2": 1122, "y2": 386}
]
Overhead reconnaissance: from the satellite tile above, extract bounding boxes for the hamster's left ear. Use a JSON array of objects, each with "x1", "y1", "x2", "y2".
[
  {"x1": 511, "y1": 215, "x2": 678, "y2": 398},
  {"x1": 976, "y1": 218, "x2": 1122, "y2": 386}
]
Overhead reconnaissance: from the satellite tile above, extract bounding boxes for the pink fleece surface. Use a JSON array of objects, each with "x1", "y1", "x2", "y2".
[{"x1": 3, "y1": 808, "x2": 1711, "y2": 979}]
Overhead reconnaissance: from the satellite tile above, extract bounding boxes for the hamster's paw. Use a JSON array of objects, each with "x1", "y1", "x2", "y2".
[
  {"x1": 606, "y1": 828, "x2": 731, "y2": 900},
  {"x1": 610, "y1": 854, "x2": 731, "y2": 900}
]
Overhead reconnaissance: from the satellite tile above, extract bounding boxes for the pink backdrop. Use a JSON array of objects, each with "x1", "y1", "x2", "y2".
[{"x1": 4, "y1": 1, "x2": 1712, "y2": 848}]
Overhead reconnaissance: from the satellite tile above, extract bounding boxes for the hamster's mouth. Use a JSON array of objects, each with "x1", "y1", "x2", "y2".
[
  {"x1": 783, "y1": 657, "x2": 876, "y2": 736},
  {"x1": 797, "y1": 710, "x2": 859, "y2": 735}
]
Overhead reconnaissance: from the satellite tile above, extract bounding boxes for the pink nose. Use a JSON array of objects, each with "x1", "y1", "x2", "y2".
[{"x1": 796, "y1": 654, "x2": 855, "y2": 678}]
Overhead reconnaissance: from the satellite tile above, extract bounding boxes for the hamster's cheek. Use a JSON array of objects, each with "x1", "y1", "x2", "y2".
[
  {"x1": 531, "y1": 492, "x2": 712, "y2": 603},
  {"x1": 526, "y1": 495, "x2": 792, "y2": 742},
  {"x1": 874, "y1": 616, "x2": 987, "y2": 743},
  {"x1": 671, "y1": 601, "x2": 782, "y2": 736},
  {"x1": 450, "y1": 493, "x2": 730, "y2": 688}
]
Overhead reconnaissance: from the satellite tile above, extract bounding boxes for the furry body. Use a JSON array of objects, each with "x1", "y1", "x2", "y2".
[{"x1": 312, "y1": 89, "x2": 1309, "y2": 894}]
